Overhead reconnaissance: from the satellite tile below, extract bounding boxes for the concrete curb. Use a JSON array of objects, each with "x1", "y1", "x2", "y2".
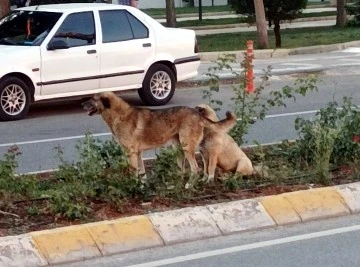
[
  {"x1": 1, "y1": 182, "x2": 360, "y2": 266},
  {"x1": 199, "y1": 41, "x2": 360, "y2": 61}
]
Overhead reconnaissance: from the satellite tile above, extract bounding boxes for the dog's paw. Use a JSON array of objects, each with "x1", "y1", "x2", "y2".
[
  {"x1": 205, "y1": 175, "x2": 215, "y2": 184},
  {"x1": 139, "y1": 173, "x2": 147, "y2": 183}
]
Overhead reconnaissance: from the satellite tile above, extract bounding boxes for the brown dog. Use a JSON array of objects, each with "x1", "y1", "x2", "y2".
[
  {"x1": 82, "y1": 92, "x2": 236, "y2": 177},
  {"x1": 195, "y1": 104, "x2": 254, "y2": 182}
]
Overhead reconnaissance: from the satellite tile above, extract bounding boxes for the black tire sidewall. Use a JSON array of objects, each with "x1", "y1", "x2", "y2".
[
  {"x1": 0, "y1": 77, "x2": 31, "y2": 121},
  {"x1": 138, "y1": 64, "x2": 176, "y2": 106}
]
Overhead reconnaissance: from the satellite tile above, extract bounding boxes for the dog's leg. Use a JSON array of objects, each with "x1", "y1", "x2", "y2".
[
  {"x1": 171, "y1": 143, "x2": 186, "y2": 171},
  {"x1": 179, "y1": 138, "x2": 199, "y2": 174},
  {"x1": 182, "y1": 148, "x2": 198, "y2": 174},
  {"x1": 200, "y1": 150, "x2": 209, "y2": 182},
  {"x1": 177, "y1": 152, "x2": 186, "y2": 172},
  {"x1": 128, "y1": 150, "x2": 139, "y2": 175},
  {"x1": 138, "y1": 153, "x2": 147, "y2": 181},
  {"x1": 201, "y1": 152, "x2": 207, "y2": 174},
  {"x1": 206, "y1": 154, "x2": 217, "y2": 183}
]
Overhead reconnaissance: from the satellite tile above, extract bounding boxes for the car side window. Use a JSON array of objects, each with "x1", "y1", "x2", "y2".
[
  {"x1": 99, "y1": 10, "x2": 149, "y2": 43},
  {"x1": 52, "y1": 12, "x2": 96, "y2": 48},
  {"x1": 100, "y1": 10, "x2": 133, "y2": 43},
  {"x1": 126, "y1": 12, "x2": 149, "y2": 39}
]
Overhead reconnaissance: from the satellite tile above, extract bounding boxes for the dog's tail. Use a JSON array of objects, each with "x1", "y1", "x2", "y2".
[{"x1": 200, "y1": 111, "x2": 236, "y2": 132}]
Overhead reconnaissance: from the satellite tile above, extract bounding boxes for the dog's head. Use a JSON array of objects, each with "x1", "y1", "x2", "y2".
[
  {"x1": 195, "y1": 104, "x2": 219, "y2": 122},
  {"x1": 81, "y1": 92, "x2": 113, "y2": 116}
]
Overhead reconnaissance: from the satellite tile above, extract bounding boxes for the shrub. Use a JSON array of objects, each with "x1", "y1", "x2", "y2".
[
  {"x1": 294, "y1": 97, "x2": 360, "y2": 166},
  {"x1": 202, "y1": 53, "x2": 319, "y2": 146}
]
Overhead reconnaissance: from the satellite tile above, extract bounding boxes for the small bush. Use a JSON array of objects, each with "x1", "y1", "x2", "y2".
[
  {"x1": 145, "y1": 146, "x2": 200, "y2": 201},
  {"x1": 49, "y1": 134, "x2": 139, "y2": 219},
  {"x1": 202, "y1": 53, "x2": 319, "y2": 146},
  {"x1": 294, "y1": 97, "x2": 360, "y2": 166},
  {"x1": 346, "y1": 0, "x2": 360, "y2": 26}
]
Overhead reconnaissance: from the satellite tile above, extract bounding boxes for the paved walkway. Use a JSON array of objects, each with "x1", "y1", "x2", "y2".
[
  {"x1": 155, "y1": 7, "x2": 336, "y2": 23},
  {"x1": 195, "y1": 20, "x2": 335, "y2": 36}
]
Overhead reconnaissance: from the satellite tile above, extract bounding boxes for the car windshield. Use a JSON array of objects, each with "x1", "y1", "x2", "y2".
[{"x1": 0, "y1": 10, "x2": 62, "y2": 46}]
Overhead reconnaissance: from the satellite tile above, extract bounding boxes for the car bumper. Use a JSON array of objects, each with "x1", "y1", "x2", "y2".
[{"x1": 175, "y1": 55, "x2": 201, "y2": 82}]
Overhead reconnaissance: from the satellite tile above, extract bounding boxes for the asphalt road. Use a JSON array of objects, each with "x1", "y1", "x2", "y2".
[
  {"x1": 1, "y1": 48, "x2": 360, "y2": 173},
  {"x1": 57, "y1": 214, "x2": 360, "y2": 267}
]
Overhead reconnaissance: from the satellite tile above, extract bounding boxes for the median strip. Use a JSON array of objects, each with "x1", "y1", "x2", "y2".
[{"x1": 1, "y1": 182, "x2": 360, "y2": 266}]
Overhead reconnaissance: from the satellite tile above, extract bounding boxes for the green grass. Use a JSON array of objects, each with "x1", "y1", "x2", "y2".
[
  {"x1": 307, "y1": 1, "x2": 330, "y2": 5},
  {"x1": 197, "y1": 26, "x2": 360, "y2": 52},
  {"x1": 173, "y1": 11, "x2": 336, "y2": 28},
  {"x1": 142, "y1": 5, "x2": 232, "y2": 17},
  {"x1": 299, "y1": 11, "x2": 336, "y2": 18},
  {"x1": 174, "y1": 17, "x2": 248, "y2": 28}
]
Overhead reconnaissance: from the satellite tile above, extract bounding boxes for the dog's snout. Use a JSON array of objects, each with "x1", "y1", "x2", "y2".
[{"x1": 81, "y1": 99, "x2": 93, "y2": 108}]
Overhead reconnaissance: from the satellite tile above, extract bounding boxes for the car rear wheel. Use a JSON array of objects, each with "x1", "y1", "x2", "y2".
[
  {"x1": 0, "y1": 77, "x2": 31, "y2": 121},
  {"x1": 138, "y1": 64, "x2": 176, "y2": 106}
]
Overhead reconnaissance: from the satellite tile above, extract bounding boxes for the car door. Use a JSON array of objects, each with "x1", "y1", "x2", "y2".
[
  {"x1": 98, "y1": 9, "x2": 155, "y2": 90},
  {"x1": 40, "y1": 11, "x2": 100, "y2": 96}
]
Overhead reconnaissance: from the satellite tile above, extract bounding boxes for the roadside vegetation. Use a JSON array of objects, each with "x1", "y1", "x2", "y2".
[{"x1": 1, "y1": 51, "x2": 360, "y2": 236}]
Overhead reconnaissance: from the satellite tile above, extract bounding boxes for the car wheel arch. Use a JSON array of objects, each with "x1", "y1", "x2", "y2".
[
  {"x1": 147, "y1": 61, "x2": 177, "y2": 82},
  {"x1": 0, "y1": 73, "x2": 35, "y2": 102}
]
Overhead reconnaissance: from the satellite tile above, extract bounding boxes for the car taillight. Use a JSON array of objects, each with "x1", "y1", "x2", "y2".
[{"x1": 194, "y1": 37, "x2": 199, "y2": 53}]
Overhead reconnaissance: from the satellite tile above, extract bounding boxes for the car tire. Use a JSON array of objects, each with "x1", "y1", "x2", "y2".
[
  {"x1": 138, "y1": 64, "x2": 176, "y2": 106},
  {"x1": 0, "y1": 77, "x2": 31, "y2": 121}
]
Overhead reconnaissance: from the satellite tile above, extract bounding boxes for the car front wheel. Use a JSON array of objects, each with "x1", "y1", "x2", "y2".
[
  {"x1": 0, "y1": 77, "x2": 31, "y2": 121},
  {"x1": 138, "y1": 64, "x2": 176, "y2": 106}
]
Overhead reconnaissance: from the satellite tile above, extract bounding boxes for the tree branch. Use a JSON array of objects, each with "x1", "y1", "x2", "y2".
[{"x1": 0, "y1": 210, "x2": 20, "y2": 219}]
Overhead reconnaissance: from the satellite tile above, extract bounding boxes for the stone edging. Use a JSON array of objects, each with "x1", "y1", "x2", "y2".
[{"x1": 1, "y1": 182, "x2": 359, "y2": 266}]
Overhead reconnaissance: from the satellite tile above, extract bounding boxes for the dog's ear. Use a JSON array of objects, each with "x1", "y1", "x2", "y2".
[
  {"x1": 100, "y1": 96, "x2": 111, "y2": 109},
  {"x1": 195, "y1": 106, "x2": 206, "y2": 115}
]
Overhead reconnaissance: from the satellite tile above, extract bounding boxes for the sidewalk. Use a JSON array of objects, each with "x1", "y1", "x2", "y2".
[
  {"x1": 155, "y1": 7, "x2": 336, "y2": 23},
  {"x1": 194, "y1": 19, "x2": 335, "y2": 36}
]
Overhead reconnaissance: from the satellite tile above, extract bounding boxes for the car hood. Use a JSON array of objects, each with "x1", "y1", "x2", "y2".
[{"x1": 0, "y1": 45, "x2": 39, "y2": 62}]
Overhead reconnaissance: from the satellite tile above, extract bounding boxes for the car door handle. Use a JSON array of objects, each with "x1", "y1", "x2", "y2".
[
  {"x1": 87, "y1": 49, "x2": 97, "y2": 54},
  {"x1": 143, "y1": 43, "x2": 152, "y2": 47}
]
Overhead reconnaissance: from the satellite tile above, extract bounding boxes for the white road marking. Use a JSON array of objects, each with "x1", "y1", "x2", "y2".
[
  {"x1": 264, "y1": 109, "x2": 317, "y2": 118},
  {"x1": 124, "y1": 225, "x2": 360, "y2": 267},
  {"x1": 0, "y1": 110, "x2": 317, "y2": 148},
  {"x1": 341, "y1": 47, "x2": 360, "y2": 53},
  {"x1": 330, "y1": 63, "x2": 360, "y2": 67},
  {"x1": 19, "y1": 140, "x2": 291, "y2": 176},
  {"x1": 3, "y1": 104, "x2": 357, "y2": 150},
  {"x1": 0, "y1": 132, "x2": 111, "y2": 148},
  {"x1": 280, "y1": 63, "x2": 321, "y2": 67}
]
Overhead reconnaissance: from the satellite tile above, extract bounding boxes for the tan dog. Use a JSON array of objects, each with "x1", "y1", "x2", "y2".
[
  {"x1": 195, "y1": 104, "x2": 254, "y2": 182},
  {"x1": 82, "y1": 92, "x2": 236, "y2": 177}
]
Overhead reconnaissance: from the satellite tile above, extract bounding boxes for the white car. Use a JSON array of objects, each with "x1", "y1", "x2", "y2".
[{"x1": 0, "y1": 3, "x2": 200, "y2": 121}]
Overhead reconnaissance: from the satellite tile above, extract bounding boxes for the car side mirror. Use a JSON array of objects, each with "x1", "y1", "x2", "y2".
[{"x1": 47, "y1": 39, "x2": 69, "y2": 51}]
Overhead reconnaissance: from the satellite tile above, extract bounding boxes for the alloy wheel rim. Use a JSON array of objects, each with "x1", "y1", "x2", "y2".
[
  {"x1": 150, "y1": 71, "x2": 172, "y2": 100},
  {"x1": 1, "y1": 84, "x2": 26, "y2": 116}
]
